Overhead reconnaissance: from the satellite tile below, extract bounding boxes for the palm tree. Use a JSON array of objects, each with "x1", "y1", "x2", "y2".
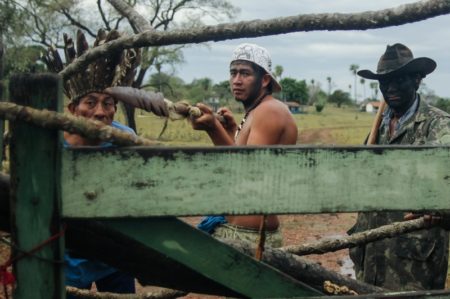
[
  {"x1": 349, "y1": 64, "x2": 359, "y2": 103},
  {"x1": 369, "y1": 82, "x2": 379, "y2": 100},
  {"x1": 274, "y1": 65, "x2": 284, "y2": 80},
  {"x1": 274, "y1": 65, "x2": 284, "y2": 100},
  {"x1": 360, "y1": 78, "x2": 366, "y2": 100},
  {"x1": 326, "y1": 76, "x2": 332, "y2": 96}
]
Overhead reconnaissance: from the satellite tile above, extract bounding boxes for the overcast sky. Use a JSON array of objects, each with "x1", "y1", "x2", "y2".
[{"x1": 175, "y1": 1, "x2": 450, "y2": 100}]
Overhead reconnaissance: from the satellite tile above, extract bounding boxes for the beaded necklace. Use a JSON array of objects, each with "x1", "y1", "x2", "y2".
[{"x1": 234, "y1": 92, "x2": 269, "y2": 141}]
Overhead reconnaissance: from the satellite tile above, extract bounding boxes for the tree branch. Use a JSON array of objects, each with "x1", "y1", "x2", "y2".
[
  {"x1": 66, "y1": 286, "x2": 185, "y2": 299},
  {"x1": 0, "y1": 102, "x2": 158, "y2": 146},
  {"x1": 107, "y1": 0, "x2": 153, "y2": 33},
  {"x1": 224, "y1": 238, "x2": 385, "y2": 295},
  {"x1": 60, "y1": 0, "x2": 450, "y2": 80},
  {"x1": 60, "y1": 8, "x2": 97, "y2": 38},
  {"x1": 97, "y1": 0, "x2": 112, "y2": 30},
  {"x1": 281, "y1": 218, "x2": 432, "y2": 256}
]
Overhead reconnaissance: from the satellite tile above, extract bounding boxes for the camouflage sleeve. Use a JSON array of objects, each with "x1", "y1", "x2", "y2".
[
  {"x1": 426, "y1": 116, "x2": 450, "y2": 145},
  {"x1": 438, "y1": 211, "x2": 450, "y2": 230}
]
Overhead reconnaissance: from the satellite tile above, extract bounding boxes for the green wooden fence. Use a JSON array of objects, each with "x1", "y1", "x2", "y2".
[{"x1": 6, "y1": 74, "x2": 450, "y2": 298}]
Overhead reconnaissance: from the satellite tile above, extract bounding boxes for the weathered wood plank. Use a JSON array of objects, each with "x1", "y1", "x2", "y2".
[
  {"x1": 103, "y1": 217, "x2": 322, "y2": 298},
  {"x1": 10, "y1": 74, "x2": 64, "y2": 299},
  {"x1": 0, "y1": 34, "x2": 4, "y2": 168},
  {"x1": 62, "y1": 146, "x2": 450, "y2": 218}
]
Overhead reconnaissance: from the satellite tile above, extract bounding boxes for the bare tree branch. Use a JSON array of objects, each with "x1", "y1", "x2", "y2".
[
  {"x1": 60, "y1": 8, "x2": 97, "y2": 37},
  {"x1": 225, "y1": 238, "x2": 385, "y2": 295},
  {"x1": 281, "y1": 218, "x2": 432, "y2": 256},
  {"x1": 107, "y1": 0, "x2": 153, "y2": 32},
  {"x1": 66, "y1": 286, "x2": 185, "y2": 299},
  {"x1": 60, "y1": 0, "x2": 450, "y2": 80},
  {"x1": 98, "y1": 0, "x2": 112, "y2": 30},
  {"x1": 0, "y1": 102, "x2": 158, "y2": 146}
]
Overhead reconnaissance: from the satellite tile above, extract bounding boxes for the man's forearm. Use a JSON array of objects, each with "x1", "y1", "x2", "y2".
[{"x1": 206, "y1": 120, "x2": 235, "y2": 146}]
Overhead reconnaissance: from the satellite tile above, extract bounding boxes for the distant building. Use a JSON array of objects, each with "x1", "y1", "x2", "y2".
[
  {"x1": 360, "y1": 100, "x2": 381, "y2": 113},
  {"x1": 284, "y1": 101, "x2": 303, "y2": 114}
]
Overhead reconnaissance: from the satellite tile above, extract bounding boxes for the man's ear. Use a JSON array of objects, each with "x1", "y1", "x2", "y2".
[
  {"x1": 68, "y1": 102, "x2": 76, "y2": 114},
  {"x1": 262, "y1": 73, "x2": 271, "y2": 89},
  {"x1": 415, "y1": 76, "x2": 423, "y2": 91}
]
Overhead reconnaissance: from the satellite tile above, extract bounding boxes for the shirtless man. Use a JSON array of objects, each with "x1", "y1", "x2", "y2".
[{"x1": 192, "y1": 43, "x2": 297, "y2": 247}]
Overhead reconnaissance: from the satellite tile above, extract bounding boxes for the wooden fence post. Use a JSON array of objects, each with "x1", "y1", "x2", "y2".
[
  {"x1": 9, "y1": 74, "x2": 64, "y2": 299},
  {"x1": 0, "y1": 32, "x2": 4, "y2": 165}
]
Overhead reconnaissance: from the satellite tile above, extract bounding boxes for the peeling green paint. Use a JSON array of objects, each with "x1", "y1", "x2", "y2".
[{"x1": 62, "y1": 146, "x2": 450, "y2": 218}]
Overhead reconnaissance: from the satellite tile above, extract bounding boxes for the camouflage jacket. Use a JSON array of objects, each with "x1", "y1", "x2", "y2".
[{"x1": 349, "y1": 97, "x2": 450, "y2": 291}]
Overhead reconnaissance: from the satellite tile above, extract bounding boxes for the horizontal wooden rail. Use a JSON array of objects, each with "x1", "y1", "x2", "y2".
[{"x1": 62, "y1": 145, "x2": 450, "y2": 218}]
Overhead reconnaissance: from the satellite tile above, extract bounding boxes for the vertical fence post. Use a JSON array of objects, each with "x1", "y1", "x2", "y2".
[
  {"x1": 0, "y1": 31, "x2": 4, "y2": 165},
  {"x1": 9, "y1": 74, "x2": 64, "y2": 299}
]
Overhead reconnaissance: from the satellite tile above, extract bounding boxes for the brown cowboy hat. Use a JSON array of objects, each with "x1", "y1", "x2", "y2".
[{"x1": 357, "y1": 43, "x2": 436, "y2": 80}]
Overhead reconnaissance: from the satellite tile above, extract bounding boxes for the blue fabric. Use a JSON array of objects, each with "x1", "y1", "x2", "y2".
[
  {"x1": 64, "y1": 121, "x2": 136, "y2": 292},
  {"x1": 100, "y1": 121, "x2": 136, "y2": 147},
  {"x1": 197, "y1": 216, "x2": 227, "y2": 234},
  {"x1": 64, "y1": 253, "x2": 117, "y2": 289}
]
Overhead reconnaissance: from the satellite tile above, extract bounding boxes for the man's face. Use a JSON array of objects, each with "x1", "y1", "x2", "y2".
[
  {"x1": 379, "y1": 73, "x2": 419, "y2": 114},
  {"x1": 229, "y1": 62, "x2": 264, "y2": 103},
  {"x1": 69, "y1": 92, "x2": 116, "y2": 125}
]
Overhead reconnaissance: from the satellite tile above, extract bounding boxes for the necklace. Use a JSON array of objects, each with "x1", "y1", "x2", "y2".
[{"x1": 234, "y1": 92, "x2": 269, "y2": 141}]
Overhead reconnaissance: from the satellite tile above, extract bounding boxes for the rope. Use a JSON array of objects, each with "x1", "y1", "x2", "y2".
[{"x1": 0, "y1": 224, "x2": 67, "y2": 298}]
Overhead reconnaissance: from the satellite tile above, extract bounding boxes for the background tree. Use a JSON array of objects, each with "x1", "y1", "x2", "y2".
[
  {"x1": 434, "y1": 98, "x2": 450, "y2": 113},
  {"x1": 328, "y1": 89, "x2": 352, "y2": 108},
  {"x1": 349, "y1": 64, "x2": 359, "y2": 103},
  {"x1": 3, "y1": 0, "x2": 238, "y2": 130},
  {"x1": 280, "y1": 77, "x2": 308, "y2": 105},
  {"x1": 314, "y1": 91, "x2": 327, "y2": 113},
  {"x1": 213, "y1": 80, "x2": 233, "y2": 105},
  {"x1": 360, "y1": 78, "x2": 366, "y2": 100},
  {"x1": 308, "y1": 79, "x2": 324, "y2": 106},
  {"x1": 274, "y1": 65, "x2": 284, "y2": 81},
  {"x1": 369, "y1": 82, "x2": 379, "y2": 100},
  {"x1": 326, "y1": 76, "x2": 332, "y2": 97},
  {"x1": 147, "y1": 72, "x2": 186, "y2": 100},
  {"x1": 185, "y1": 77, "x2": 214, "y2": 103}
]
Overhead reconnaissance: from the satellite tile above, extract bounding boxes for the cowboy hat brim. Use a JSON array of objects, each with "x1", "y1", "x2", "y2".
[{"x1": 357, "y1": 57, "x2": 436, "y2": 80}]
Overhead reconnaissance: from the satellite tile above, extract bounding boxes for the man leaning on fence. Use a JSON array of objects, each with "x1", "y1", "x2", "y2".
[
  {"x1": 43, "y1": 29, "x2": 168, "y2": 297},
  {"x1": 190, "y1": 43, "x2": 298, "y2": 248},
  {"x1": 347, "y1": 43, "x2": 450, "y2": 291}
]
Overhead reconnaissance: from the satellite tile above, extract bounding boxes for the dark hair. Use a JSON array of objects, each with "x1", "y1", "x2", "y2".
[{"x1": 230, "y1": 60, "x2": 273, "y2": 94}]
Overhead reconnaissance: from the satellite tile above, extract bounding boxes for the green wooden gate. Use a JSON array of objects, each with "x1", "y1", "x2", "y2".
[{"x1": 6, "y1": 74, "x2": 450, "y2": 298}]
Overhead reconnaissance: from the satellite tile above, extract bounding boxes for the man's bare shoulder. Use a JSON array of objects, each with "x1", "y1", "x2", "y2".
[{"x1": 256, "y1": 97, "x2": 291, "y2": 116}]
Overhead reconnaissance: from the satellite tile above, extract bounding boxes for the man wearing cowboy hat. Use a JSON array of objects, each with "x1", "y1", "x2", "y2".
[
  {"x1": 348, "y1": 43, "x2": 450, "y2": 290},
  {"x1": 191, "y1": 43, "x2": 297, "y2": 247}
]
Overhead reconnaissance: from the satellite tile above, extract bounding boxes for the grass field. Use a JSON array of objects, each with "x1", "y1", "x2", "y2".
[{"x1": 115, "y1": 104, "x2": 375, "y2": 146}]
